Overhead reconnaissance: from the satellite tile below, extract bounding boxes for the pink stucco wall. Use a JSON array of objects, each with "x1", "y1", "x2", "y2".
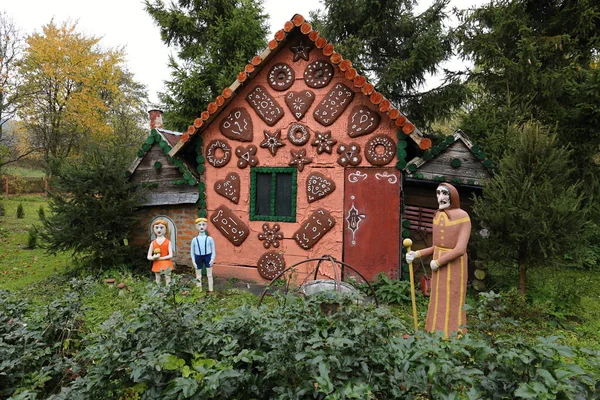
[{"x1": 203, "y1": 41, "x2": 400, "y2": 283}]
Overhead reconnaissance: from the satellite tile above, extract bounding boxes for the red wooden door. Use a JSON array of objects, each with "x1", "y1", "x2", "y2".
[{"x1": 343, "y1": 168, "x2": 400, "y2": 280}]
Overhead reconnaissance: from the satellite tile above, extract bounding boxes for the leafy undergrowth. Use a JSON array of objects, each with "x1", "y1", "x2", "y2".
[
  {"x1": 0, "y1": 196, "x2": 71, "y2": 290},
  {"x1": 2, "y1": 277, "x2": 599, "y2": 399}
]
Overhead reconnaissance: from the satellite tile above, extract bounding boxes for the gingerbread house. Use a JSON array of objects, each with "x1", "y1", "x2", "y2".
[{"x1": 130, "y1": 14, "x2": 437, "y2": 282}]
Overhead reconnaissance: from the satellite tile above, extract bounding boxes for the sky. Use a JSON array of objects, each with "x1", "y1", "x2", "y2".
[{"x1": 3, "y1": 0, "x2": 484, "y2": 108}]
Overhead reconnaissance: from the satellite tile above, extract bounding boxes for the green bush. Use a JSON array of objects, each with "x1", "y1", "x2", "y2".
[
  {"x1": 16, "y1": 202, "x2": 24, "y2": 218},
  {"x1": 370, "y1": 273, "x2": 411, "y2": 304},
  {"x1": 44, "y1": 280, "x2": 598, "y2": 399},
  {"x1": 27, "y1": 225, "x2": 38, "y2": 249},
  {"x1": 38, "y1": 204, "x2": 46, "y2": 221},
  {"x1": 0, "y1": 201, "x2": 5, "y2": 216}
]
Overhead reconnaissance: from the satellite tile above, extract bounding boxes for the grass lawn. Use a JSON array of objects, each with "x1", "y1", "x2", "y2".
[
  {"x1": 0, "y1": 195, "x2": 71, "y2": 290},
  {"x1": 2, "y1": 166, "x2": 46, "y2": 178}
]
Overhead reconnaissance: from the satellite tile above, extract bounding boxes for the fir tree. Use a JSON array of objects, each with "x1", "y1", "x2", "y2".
[
  {"x1": 145, "y1": 0, "x2": 269, "y2": 130},
  {"x1": 310, "y1": 0, "x2": 470, "y2": 132},
  {"x1": 40, "y1": 145, "x2": 145, "y2": 270},
  {"x1": 472, "y1": 122, "x2": 587, "y2": 294}
]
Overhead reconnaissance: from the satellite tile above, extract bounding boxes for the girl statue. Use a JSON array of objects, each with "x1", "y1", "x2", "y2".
[{"x1": 147, "y1": 219, "x2": 174, "y2": 285}]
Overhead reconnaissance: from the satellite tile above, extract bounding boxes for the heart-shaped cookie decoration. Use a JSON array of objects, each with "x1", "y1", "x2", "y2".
[
  {"x1": 219, "y1": 107, "x2": 253, "y2": 142},
  {"x1": 306, "y1": 172, "x2": 336, "y2": 203},
  {"x1": 214, "y1": 172, "x2": 240, "y2": 204},
  {"x1": 285, "y1": 90, "x2": 315, "y2": 120}
]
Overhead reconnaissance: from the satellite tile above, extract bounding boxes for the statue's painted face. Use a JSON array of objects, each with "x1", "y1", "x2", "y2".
[
  {"x1": 195, "y1": 221, "x2": 208, "y2": 233},
  {"x1": 153, "y1": 223, "x2": 167, "y2": 237},
  {"x1": 436, "y1": 185, "x2": 451, "y2": 210}
]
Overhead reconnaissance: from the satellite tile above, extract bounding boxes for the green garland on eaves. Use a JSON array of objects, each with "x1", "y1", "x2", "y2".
[
  {"x1": 395, "y1": 131, "x2": 408, "y2": 170},
  {"x1": 194, "y1": 135, "x2": 208, "y2": 218},
  {"x1": 135, "y1": 129, "x2": 198, "y2": 186}
]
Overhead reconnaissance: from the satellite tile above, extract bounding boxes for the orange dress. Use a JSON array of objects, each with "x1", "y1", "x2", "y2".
[{"x1": 151, "y1": 239, "x2": 174, "y2": 272}]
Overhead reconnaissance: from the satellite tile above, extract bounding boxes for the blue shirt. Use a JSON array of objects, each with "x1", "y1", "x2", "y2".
[{"x1": 190, "y1": 233, "x2": 216, "y2": 265}]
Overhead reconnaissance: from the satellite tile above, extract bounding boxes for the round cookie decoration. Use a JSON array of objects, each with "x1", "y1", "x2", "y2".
[
  {"x1": 337, "y1": 142, "x2": 362, "y2": 167},
  {"x1": 365, "y1": 134, "x2": 397, "y2": 166},
  {"x1": 287, "y1": 123, "x2": 311, "y2": 146},
  {"x1": 268, "y1": 63, "x2": 295, "y2": 91},
  {"x1": 303, "y1": 60, "x2": 334, "y2": 88},
  {"x1": 257, "y1": 251, "x2": 286, "y2": 280},
  {"x1": 206, "y1": 139, "x2": 232, "y2": 168}
]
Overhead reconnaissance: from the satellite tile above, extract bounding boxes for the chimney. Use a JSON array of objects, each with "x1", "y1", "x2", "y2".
[{"x1": 148, "y1": 109, "x2": 164, "y2": 130}]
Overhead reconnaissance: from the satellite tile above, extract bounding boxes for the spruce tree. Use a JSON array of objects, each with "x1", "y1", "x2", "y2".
[
  {"x1": 40, "y1": 145, "x2": 144, "y2": 270},
  {"x1": 310, "y1": 0, "x2": 469, "y2": 132},
  {"x1": 472, "y1": 122, "x2": 587, "y2": 294},
  {"x1": 145, "y1": 0, "x2": 269, "y2": 130}
]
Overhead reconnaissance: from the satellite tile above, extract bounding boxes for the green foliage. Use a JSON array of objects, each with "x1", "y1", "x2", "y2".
[
  {"x1": 472, "y1": 122, "x2": 588, "y2": 294},
  {"x1": 38, "y1": 280, "x2": 597, "y2": 399},
  {"x1": 0, "y1": 280, "x2": 87, "y2": 398},
  {"x1": 37, "y1": 204, "x2": 45, "y2": 221},
  {"x1": 144, "y1": 0, "x2": 269, "y2": 130},
  {"x1": 27, "y1": 225, "x2": 38, "y2": 249},
  {"x1": 16, "y1": 202, "x2": 24, "y2": 218},
  {"x1": 40, "y1": 146, "x2": 145, "y2": 271},
  {"x1": 0, "y1": 200, "x2": 5, "y2": 216},
  {"x1": 457, "y1": 0, "x2": 600, "y2": 185},
  {"x1": 311, "y1": 0, "x2": 469, "y2": 131},
  {"x1": 370, "y1": 273, "x2": 411, "y2": 304}
]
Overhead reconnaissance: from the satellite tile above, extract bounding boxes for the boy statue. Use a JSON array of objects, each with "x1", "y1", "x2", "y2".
[
  {"x1": 406, "y1": 183, "x2": 471, "y2": 337},
  {"x1": 191, "y1": 217, "x2": 216, "y2": 292}
]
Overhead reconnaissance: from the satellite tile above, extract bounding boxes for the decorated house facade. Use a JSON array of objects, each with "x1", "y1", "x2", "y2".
[{"x1": 128, "y1": 14, "x2": 493, "y2": 284}]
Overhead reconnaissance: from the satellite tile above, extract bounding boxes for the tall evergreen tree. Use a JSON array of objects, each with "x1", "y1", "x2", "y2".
[
  {"x1": 472, "y1": 122, "x2": 587, "y2": 295},
  {"x1": 457, "y1": 0, "x2": 600, "y2": 184},
  {"x1": 145, "y1": 0, "x2": 269, "y2": 130},
  {"x1": 310, "y1": 0, "x2": 470, "y2": 132}
]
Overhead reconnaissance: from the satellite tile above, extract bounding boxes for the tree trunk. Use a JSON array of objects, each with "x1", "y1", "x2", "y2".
[{"x1": 518, "y1": 246, "x2": 527, "y2": 295}]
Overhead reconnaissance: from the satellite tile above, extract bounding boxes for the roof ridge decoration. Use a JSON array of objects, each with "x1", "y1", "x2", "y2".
[
  {"x1": 128, "y1": 129, "x2": 199, "y2": 186},
  {"x1": 404, "y1": 129, "x2": 496, "y2": 186},
  {"x1": 168, "y1": 13, "x2": 431, "y2": 157}
]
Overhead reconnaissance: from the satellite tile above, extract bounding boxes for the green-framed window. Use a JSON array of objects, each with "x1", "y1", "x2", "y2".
[{"x1": 250, "y1": 167, "x2": 297, "y2": 222}]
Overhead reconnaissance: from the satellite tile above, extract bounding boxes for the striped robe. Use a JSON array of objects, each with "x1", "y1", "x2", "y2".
[{"x1": 419, "y1": 209, "x2": 471, "y2": 337}]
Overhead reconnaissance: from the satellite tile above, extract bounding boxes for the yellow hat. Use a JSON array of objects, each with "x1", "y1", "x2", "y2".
[{"x1": 195, "y1": 217, "x2": 208, "y2": 224}]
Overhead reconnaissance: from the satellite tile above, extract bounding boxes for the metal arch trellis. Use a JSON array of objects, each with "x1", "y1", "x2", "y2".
[{"x1": 257, "y1": 254, "x2": 379, "y2": 307}]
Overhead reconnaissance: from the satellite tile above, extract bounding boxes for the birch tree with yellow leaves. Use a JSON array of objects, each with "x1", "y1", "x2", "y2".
[{"x1": 17, "y1": 20, "x2": 147, "y2": 166}]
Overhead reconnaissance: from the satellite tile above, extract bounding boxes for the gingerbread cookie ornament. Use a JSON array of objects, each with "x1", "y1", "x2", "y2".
[
  {"x1": 260, "y1": 129, "x2": 285, "y2": 156},
  {"x1": 210, "y1": 205, "x2": 250, "y2": 246},
  {"x1": 347, "y1": 106, "x2": 381, "y2": 138},
  {"x1": 285, "y1": 90, "x2": 315, "y2": 120},
  {"x1": 214, "y1": 172, "x2": 240, "y2": 204},
  {"x1": 219, "y1": 108, "x2": 253, "y2": 142},
  {"x1": 235, "y1": 145, "x2": 259, "y2": 168},
  {"x1": 313, "y1": 83, "x2": 355, "y2": 126},
  {"x1": 246, "y1": 85, "x2": 284, "y2": 126},
  {"x1": 293, "y1": 209, "x2": 336, "y2": 250},
  {"x1": 268, "y1": 63, "x2": 295, "y2": 91},
  {"x1": 258, "y1": 223, "x2": 284, "y2": 249},
  {"x1": 287, "y1": 123, "x2": 311, "y2": 146},
  {"x1": 290, "y1": 39, "x2": 313, "y2": 62},
  {"x1": 365, "y1": 134, "x2": 397, "y2": 166},
  {"x1": 289, "y1": 149, "x2": 313, "y2": 172},
  {"x1": 206, "y1": 139, "x2": 232, "y2": 168},
  {"x1": 337, "y1": 142, "x2": 362, "y2": 166},
  {"x1": 306, "y1": 172, "x2": 336, "y2": 203},
  {"x1": 303, "y1": 60, "x2": 334, "y2": 88},
  {"x1": 311, "y1": 131, "x2": 337, "y2": 154},
  {"x1": 257, "y1": 251, "x2": 286, "y2": 280}
]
